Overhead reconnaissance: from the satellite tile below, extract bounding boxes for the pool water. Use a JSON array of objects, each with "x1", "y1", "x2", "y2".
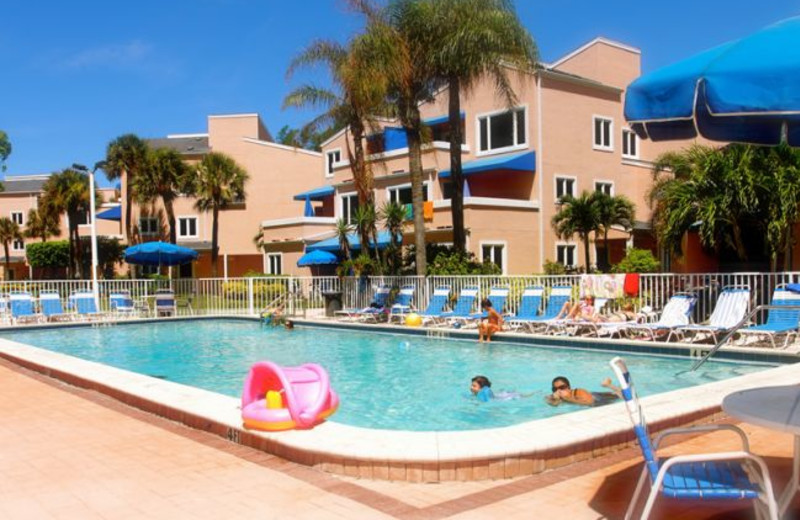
[{"x1": 4, "y1": 319, "x2": 770, "y2": 431}]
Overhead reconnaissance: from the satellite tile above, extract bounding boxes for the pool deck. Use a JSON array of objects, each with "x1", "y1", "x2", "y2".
[
  {"x1": 1, "y1": 316, "x2": 800, "y2": 484},
  {"x1": 2, "y1": 357, "x2": 799, "y2": 519}
]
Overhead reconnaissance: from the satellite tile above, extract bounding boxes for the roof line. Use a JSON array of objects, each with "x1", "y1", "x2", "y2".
[
  {"x1": 166, "y1": 133, "x2": 208, "y2": 139},
  {"x1": 550, "y1": 37, "x2": 641, "y2": 69},
  {"x1": 208, "y1": 113, "x2": 260, "y2": 119},
  {"x1": 3, "y1": 174, "x2": 51, "y2": 181},
  {"x1": 241, "y1": 137, "x2": 322, "y2": 157},
  {"x1": 320, "y1": 127, "x2": 348, "y2": 148}
]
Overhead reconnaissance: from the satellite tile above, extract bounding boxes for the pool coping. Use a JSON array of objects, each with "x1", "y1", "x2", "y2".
[{"x1": 1, "y1": 316, "x2": 799, "y2": 482}]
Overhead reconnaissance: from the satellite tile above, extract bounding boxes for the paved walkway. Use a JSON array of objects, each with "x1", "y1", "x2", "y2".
[{"x1": 1, "y1": 359, "x2": 798, "y2": 519}]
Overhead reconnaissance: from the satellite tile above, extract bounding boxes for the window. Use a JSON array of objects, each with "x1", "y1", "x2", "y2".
[
  {"x1": 429, "y1": 119, "x2": 466, "y2": 143},
  {"x1": 555, "y1": 177, "x2": 576, "y2": 200},
  {"x1": 340, "y1": 194, "x2": 359, "y2": 225},
  {"x1": 557, "y1": 244, "x2": 577, "y2": 268},
  {"x1": 593, "y1": 116, "x2": 613, "y2": 151},
  {"x1": 388, "y1": 183, "x2": 429, "y2": 205},
  {"x1": 10, "y1": 211, "x2": 23, "y2": 226},
  {"x1": 595, "y1": 181, "x2": 614, "y2": 196},
  {"x1": 481, "y1": 242, "x2": 506, "y2": 274},
  {"x1": 478, "y1": 107, "x2": 526, "y2": 153},
  {"x1": 12, "y1": 239, "x2": 24, "y2": 252},
  {"x1": 139, "y1": 217, "x2": 159, "y2": 236},
  {"x1": 325, "y1": 149, "x2": 342, "y2": 176},
  {"x1": 177, "y1": 217, "x2": 198, "y2": 239},
  {"x1": 267, "y1": 253, "x2": 282, "y2": 275},
  {"x1": 622, "y1": 129, "x2": 638, "y2": 158}
]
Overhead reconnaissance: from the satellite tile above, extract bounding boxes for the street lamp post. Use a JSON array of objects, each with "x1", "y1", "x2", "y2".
[{"x1": 74, "y1": 163, "x2": 100, "y2": 309}]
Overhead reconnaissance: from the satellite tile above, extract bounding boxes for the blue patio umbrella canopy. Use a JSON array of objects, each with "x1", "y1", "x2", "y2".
[
  {"x1": 625, "y1": 16, "x2": 800, "y2": 145},
  {"x1": 306, "y1": 231, "x2": 399, "y2": 253},
  {"x1": 297, "y1": 250, "x2": 338, "y2": 267},
  {"x1": 96, "y1": 205, "x2": 121, "y2": 221},
  {"x1": 124, "y1": 241, "x2": 199, "y2": 266}
]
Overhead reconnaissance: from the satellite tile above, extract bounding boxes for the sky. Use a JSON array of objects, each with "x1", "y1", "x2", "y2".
[{"x1": 2, "y1": 0, "x2": 799, "y2": 187}]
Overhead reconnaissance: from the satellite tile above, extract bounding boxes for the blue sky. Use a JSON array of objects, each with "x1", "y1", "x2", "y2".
[{"x1": 1, "y1": 0, "x2": 798, "y2": 187}]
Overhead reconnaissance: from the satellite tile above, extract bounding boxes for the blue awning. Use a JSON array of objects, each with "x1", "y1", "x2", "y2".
[
  {"x1": 423, "y1": 111, "x2": 465, "y2": 126},
  {"x1": 439, "y1": 150, "x2": 535, "y2": 179},
  {"x1": 306, "y1": 230, "x2": 400, "y2": 253},
  {"x1": 96, "y1": 205, "x2": 121, "y2": 221},
  {"x1": 293, "y1": 185, "x2": 334, "y2": 201}
]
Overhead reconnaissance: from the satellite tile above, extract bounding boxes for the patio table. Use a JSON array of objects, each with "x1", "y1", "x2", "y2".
[{"x1": 722, "y1": 385, "x2": 800, "y2": 516}]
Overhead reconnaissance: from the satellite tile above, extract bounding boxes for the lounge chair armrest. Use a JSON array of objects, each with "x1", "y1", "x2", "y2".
[{"x1": 654, "y1": 423, "x2": 749, "y2": 450}]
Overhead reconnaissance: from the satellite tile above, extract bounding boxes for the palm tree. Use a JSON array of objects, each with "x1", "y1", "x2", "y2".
[
  {"x1": 335, "y1": 218, "x2": 353, "y2": 261},
  {"x1": 0, "y1": 130, "x2": 10, "y2": 172},
  {"x1": 24, "y1": 207, "x2": 61, "y2": 242},
  {"x1": 427, "y1": 0, "x2": 536, "y2": 254},
  {"x1": 189, "y1": 152, "x2": 248, "y2": 277},
  {"x1": 761, "y1": 144, "x2": 800, "y2": 270},
  {"x1": 41, "y1": 167, "x2": 93, "y2": 278},
  {"x1": 353, "y1": 203, "x2": 381, "y2": 268},
  {"x1": 594, "y1": 193, "x2": 635, "y2": 271},
  {"x1": 0, "y1": 217, "x2": 22, "y2": 279},
  {"x1": 551, "y1": 191, "x2": 601, "y2": 271},
  {"x1": 355, "y1": 0, "x2": 440, "y2": 275},
  {"x1": 380, "y1": 201, "x2": 406, "y2": 274},
  {"x1": 134, "y1": 148, "x2": 191, "y2": 244},
  {"x1": 104, "y1": 134, "x2": 148, "y2": 244}
]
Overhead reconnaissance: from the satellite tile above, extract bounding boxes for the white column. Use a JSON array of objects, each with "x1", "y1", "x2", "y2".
[
  {"x1": 223, "y1": 254, "x2": 228, "y2": 280},
  {"x1": 89, "y1": 170, "x2": 99, "y2": 308}
]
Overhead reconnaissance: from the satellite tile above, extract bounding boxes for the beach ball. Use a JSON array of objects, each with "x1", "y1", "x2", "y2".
[{"x1": 405, "y1": 313, "x2": 422, "y2": 327}]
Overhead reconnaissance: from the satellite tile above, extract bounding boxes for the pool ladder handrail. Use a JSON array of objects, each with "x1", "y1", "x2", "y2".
[
  {"x1": 690, "y1": 303, "x2": 800, "y2": 371},
  {"x1": 260, "y1": 292, "x2": 290, "y2": 317}
]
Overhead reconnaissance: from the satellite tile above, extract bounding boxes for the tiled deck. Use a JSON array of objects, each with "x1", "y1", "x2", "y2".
[{"x1": 2, "y1": 358, "x2": 798, "y2": 519}]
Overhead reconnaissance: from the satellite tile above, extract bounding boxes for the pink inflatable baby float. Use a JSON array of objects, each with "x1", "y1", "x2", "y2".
[{"x1": 241, "y1": 361, "x2": 339, "y2": 431}]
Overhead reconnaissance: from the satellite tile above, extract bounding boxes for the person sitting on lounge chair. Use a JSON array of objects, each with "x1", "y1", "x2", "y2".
[
  {"x1": 594, "y1": 303, "x2": 638, "y2": 323},
  {"x1": 554, "y1": 295, "x2": 597, "y2": 322}
]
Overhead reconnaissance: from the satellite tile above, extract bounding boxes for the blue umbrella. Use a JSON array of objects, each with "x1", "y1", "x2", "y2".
[
  {"x1": 297, "y1": 250, "x2": 338, "y2": 267},
  {"x1": 626, "y1": 17, "x2": 800, "y2": 145},
  {"x1": 124, "y1": 241, "x2": 199, "y2": 266}
]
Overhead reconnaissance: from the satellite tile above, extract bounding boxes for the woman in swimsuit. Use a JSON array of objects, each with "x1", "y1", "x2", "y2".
[
  {"x1": 478, "y1": 298, "x2": 504, "y2": 343},
  {"x1": 593, "y1": 303, "x2": 638, "y2": 323},
  {"x1": 545, "y1": 376, "x2": 622, "y2": 406}
]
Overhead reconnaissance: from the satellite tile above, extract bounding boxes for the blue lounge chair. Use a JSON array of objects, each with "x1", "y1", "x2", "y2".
[
  {"x1": 506, "y1": 286, "x2": 544, "y2": 330},
  {"x1": 388, "y1": 285, "x2": 416, "y2": 323},
  {"x1": 416, "y1": 286, "x2": 451, "y2": 325},
  {"x1": 155, "y1": 289, "x2": 177, "y2": 317},
  {"x1": 69, "y1": 291, "x2": 105, "y2": 321},
  {"x1": 110, "y1": 290, "x2": 137, "y2": 318},
  {"x1": 609, "y1": 356, "x2": 778, "y2": 520},
  {"x1": 39, "y1": 291, "x2": 71, "y2": 322},
  {"x1": 469, "y1": 286, "x2": 509, "y2": 320},
  {"x1": 524, "y1": 286, "x2": 573, "y2": 333},
  {"x1": 9, "y1": 291, "x2": 42, "y2": 324},
  {"x1": 668, "y1": 286, "x2": 751, "y2": 343},
  {"x1": 336, "y1": 284, "x2": 390, "y2": 321},
  {"x1": 624, "y1": 293, "x2": 697, "y2": 341},
  {"x1": 439, "y1": 286, "x2": 479, "y2": 326},
  {"x1": 732, "y1": 286, "x2": 800, "y2": 349}
]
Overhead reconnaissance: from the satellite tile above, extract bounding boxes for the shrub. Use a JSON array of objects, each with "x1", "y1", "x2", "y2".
[
  {"x1": 612, "y1": 248, "x2": 661, "y2": 273},
  {"x1": 426, "y1": 248, "x2": 501, "y2": 275},
  {"x1": 543, "y1": 259, "x2": 567, "y2": 275},
  {"x1": 26, "y1": 241, "x2": 70, "y2": 268}
]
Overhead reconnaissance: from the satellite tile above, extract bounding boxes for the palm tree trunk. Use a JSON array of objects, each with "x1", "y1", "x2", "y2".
[
  {"x1": 604, "y1": 229, "x2": 611, "y2": 273},
  {"x1": 66, "y1": 213, "x2": 75, "y2": 279},
  {"x1": 350, "y1": 123, "x2": 373, "y2": 206},
  {"x1": 583, "y1": 235, "x2": 591, "y2": 273},
  {"x1": 164, "y1": 198, "x2": 177, "y2": 244},
  {"x1": 406, "y1": 126, "x2": 427, "y2": 275},
  {"x1": 784, "y1": 227, "x2": 794, "y2": 271},
  {"x1": 211, "y1": 205, "x2": 220, "y2": 277},
  {"x1": 124, "y1": 178, "x2": 133, "y2": 244},
  {"x1": 3, "y1": 243, "x2": 9, "y2": 281},
  {"x1": 448, "y1": 76, "x2": 466, "y2": 255},
  {"x1": 73, "y1": 224, "x2": 83, "y2": 279}
]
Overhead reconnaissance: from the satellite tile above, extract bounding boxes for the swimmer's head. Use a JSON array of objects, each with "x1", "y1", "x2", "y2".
[{"x1": 471, "y1": 375, "x2": 491, "y2": 394}]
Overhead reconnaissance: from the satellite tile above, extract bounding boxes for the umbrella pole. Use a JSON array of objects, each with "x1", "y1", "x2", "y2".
[{"x1": 89, "y1": 169, "x2": 100, "y2": 310}]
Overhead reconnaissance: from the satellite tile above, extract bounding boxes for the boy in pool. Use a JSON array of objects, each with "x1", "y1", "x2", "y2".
[
  {"x1": 545, "y1": 376, "x2": 622, "y2": 407},
  {"x1": 478, "y1": 298, "x2": 503, "y2": 343},
  {"x1": 470, "y1": 375, "x2": 495, "y2": 402}
]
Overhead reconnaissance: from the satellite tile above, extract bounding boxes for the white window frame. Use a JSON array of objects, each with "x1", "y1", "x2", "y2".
[
  {"x1": 385, "y1": 181, "x2": 431, "y2": 204},
  {"x1": 139, "y1": 217, "x2": 159, "y2": 236},
  {"x1": 324, "y1": 148, "x2": 342, "y2": 177},
  {"x1": 10, "y1": 211, "x2": 23, "y2": 226},
  {"x1": 556, "y1": 242, "x2": 577, "y2": 268},
  {"x1": 266, "y1": 252, "x2": 283, "y2": 275},
  {"x1": 554, "y1": 175, "x2": 577, "y2": 201},
  {"x1": 11, "y1": 239, "x2": 24, "y2": 252},
  {"x1": 177, "y1": 216, "x2": 199, "y2": 239},
  {"x1": 592, "y1": 115, "x2": 614, "y2": 152},
  {"x1": 594, "y1": 180, "x2": 615, "y2": 196},
  {"x1": 475, "y1": 105, "x2": 528, "y2": 157},
  {"x1": 479, "y1": 240, "x2": 507, "y2": 275},
  {"x1": 339, "y1": 192, "x2": 359, "y2": 225},
  {"x1": 621, "y1": 128, "x2": 639, "y2": 159}
]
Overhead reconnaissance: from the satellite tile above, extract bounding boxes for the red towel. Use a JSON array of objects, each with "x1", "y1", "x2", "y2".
[{"x1": 624, "y1": 273, "x2": 640, "y2": 296}]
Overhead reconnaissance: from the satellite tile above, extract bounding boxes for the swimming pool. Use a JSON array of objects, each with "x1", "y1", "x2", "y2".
[{"x1": 3, "y1": 319, "x2": 771, "y2": 431}]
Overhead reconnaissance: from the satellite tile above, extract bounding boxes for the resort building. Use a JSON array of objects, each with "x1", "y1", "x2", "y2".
[
  {"x1": 259, "y1": 37, "x2": 701, "y2": 275},
  {"x1": 135, "y1": 113, "x2": 322, "y2": 278}
]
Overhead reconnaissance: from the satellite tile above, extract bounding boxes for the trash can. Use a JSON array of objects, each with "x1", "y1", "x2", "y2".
[{"x1": 322, "y1": 291, "x2": 343, "y2": 317}]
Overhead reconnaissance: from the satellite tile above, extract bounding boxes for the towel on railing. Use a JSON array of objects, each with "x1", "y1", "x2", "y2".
[
  {"x1": 624, "y1": 273, "x2": 640, "y2": 296},
  {"x1": 580, "y1": 274, "x2": 625, "y2": 299}
]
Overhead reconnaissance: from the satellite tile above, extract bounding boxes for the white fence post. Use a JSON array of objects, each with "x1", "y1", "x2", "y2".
[{"x1": 247, "y1": 277, "x2": 255, "y2": 316}]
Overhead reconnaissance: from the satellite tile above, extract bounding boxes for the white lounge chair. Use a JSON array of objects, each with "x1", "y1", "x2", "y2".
[{"x1": 668, "y1": 286, "x2": 750, "y2": 343}]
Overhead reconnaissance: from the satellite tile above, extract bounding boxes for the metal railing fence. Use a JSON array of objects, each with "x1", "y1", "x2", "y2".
[{"x1": 0, "y1": 271, "x2": 796, "y2": 321}]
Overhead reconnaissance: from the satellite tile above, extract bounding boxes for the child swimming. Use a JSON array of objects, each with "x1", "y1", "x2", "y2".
[{"x1": 470, "y1": 375, "x2": 527, "y2": 402}]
